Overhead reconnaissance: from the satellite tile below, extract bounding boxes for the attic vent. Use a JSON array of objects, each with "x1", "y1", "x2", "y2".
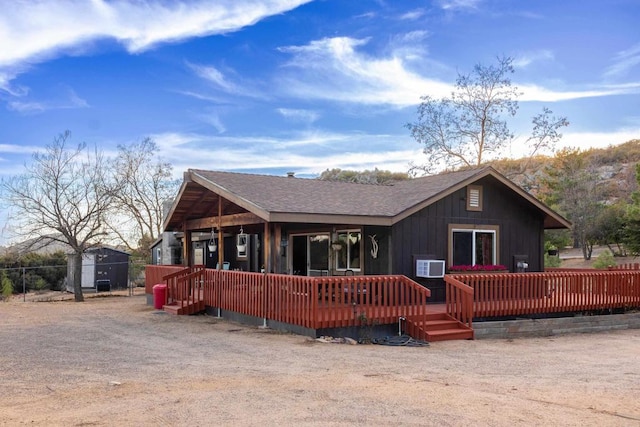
[
  {"x1": 467, "y1": 185, "x2": 483, "y2": 211},
  {"x1": 286, "y1": 172, "x2": 295, "y2": 178}
]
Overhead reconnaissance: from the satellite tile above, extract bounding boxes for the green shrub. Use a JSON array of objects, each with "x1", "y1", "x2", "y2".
[
  {"x1": 593, "y1": 250, "x2": 616, "y2": 269},
  {"x1": 544, "y1": 252, "x2": 561, "y2": 268},
  {"x1": 1, "y1": 271, "x2": 13, "y2": 301}
]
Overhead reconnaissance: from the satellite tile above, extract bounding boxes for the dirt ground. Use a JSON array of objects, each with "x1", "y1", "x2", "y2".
[{"x1": 1, "y1": 292, "x2": 639, "y2": 426}]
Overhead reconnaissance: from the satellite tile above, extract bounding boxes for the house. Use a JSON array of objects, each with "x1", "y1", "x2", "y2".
[
  {"x1": 150, "y1": 232, "x2": 183, "y2": 266},
  {"x1": 162, "y1": 166, "x2": 570, "y2": 302},
  {"x1": 66, "y1": 246, "x2": 131, "y2": 292}
]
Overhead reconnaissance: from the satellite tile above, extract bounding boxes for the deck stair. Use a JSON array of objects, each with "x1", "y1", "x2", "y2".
[
  {"x1": 163, "y1": 299, "x2": 205, "y2": 315},
  {"x1": 406, "y1": 312, "x2": 474, "y2": 342}
]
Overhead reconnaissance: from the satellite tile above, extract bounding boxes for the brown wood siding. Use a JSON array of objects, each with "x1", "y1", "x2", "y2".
[{"x1": 392, "y1": 176, "x2": 545, "y2": 301}]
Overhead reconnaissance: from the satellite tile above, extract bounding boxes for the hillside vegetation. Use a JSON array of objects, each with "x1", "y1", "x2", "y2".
[{"x1": 490, "y1": 139, "x2": 640, "y2": 202}]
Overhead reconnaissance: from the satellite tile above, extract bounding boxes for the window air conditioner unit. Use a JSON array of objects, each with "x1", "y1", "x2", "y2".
[{"x1": 415, "y1": 259, "x2": 446, "y2": 278}]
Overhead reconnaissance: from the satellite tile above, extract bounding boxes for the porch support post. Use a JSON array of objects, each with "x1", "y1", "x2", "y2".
[
  {"x1": 274, "y1": 224, "x2": 282, "y2": 274},
  {"x1": 182, "y1": 221, "x2": 191, "y2": 267},
  {"x1": 217, "y1": 194, "x2": 223, "y2": 270},
  {"x1": 263, "y1": 222, "x2": 271, "y2": 273}
]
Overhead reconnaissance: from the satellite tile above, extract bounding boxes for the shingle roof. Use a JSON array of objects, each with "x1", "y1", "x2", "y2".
[
  {"x1": 191, "y1": 167, "x2": 484, "y2": 218},
  {"x1": 163, "y1": 166, "x2": 570, "y2": 229}
]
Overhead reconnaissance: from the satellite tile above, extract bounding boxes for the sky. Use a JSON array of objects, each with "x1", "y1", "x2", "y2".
[{"x1": 0, "y1": 1, "x2": 639, "y2": 179}]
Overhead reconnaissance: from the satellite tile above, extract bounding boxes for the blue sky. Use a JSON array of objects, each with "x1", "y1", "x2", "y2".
[{"x1": 0, "y1": 0, "x2": 639, "y2": 182}]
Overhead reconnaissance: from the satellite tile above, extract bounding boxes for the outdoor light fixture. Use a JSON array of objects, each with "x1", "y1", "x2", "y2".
[
  {"x1": 208, "y1": 227, "x2": 217, "y2": 253},
  {"x1": 237, "y1": 226, "x2": 248, "y2": 256}
]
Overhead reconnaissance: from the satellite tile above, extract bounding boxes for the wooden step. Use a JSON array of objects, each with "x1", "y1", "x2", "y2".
[
  {"x1": 420, "y1": 319, "x2": 462, "y2": 331},
  {"x1": 405, "y1": 312, "x2": 474, "y2": 342},
  {"x1": 425, "y1": 328, "x2": 474, "y2": 342},
  {"x1": 163, "y1": 300, "x2": 205, "y2": 315}
]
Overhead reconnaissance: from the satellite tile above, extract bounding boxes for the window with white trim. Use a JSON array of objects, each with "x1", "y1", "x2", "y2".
[
  {"x1": 449, "y1": 225, "x2": 498, "y2": 267},
  {"x1": 335, "y1": 230, "x2": 361, "y2": 271}
]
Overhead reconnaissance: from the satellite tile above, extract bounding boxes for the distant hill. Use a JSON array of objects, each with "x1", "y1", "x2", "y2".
[
  {"x1": 0, "y1": 235, "x2": 70, "y2": 257},
  {"x1": 488, "y1": 139, "x2": 640, "y2": 203}
]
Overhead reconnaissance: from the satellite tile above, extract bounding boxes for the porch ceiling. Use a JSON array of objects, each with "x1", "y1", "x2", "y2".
[{"x1": 164, "y1": 181, "x2": 249, "y2": 232}]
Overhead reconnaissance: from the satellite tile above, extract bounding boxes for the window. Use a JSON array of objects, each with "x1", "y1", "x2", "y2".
[
  {"x1": 467, "y1": 185, "x2": 483, "y2": 211},
  {"x1": 335, "y1": 230, "x2": 361, "y2": 271},
  {"x1": 448, "y1": 224, "x2": 498, "y2": 267}
]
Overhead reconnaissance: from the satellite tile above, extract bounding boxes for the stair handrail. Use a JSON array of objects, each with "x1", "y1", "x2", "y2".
[
  {"x1": 172, "y1": 267, "x2": 206, "y2": 309},
  {"x1": 444, "y1": 274, "x2": 474, "y2": 328},
  {"x1": 163, "y1": 265, "x2": 205, "y2": 306}
]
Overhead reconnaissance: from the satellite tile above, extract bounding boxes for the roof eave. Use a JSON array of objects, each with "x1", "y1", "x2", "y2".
[
  {"x1": 189, "y1": 170, "x2": 271, "y2": 221},
  {"x1": 270, "y1": 212, "x2": 392, "y2": 226}
]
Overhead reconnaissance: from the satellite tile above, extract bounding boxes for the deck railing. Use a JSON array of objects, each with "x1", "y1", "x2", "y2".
[
  {"x1": 450, "y1": 271, "x2": 640, "y2": 318},
  {"x1": 612, "y1": 263, "x2": 640, "y2": 270},
  {"x1": 443, "y1": 274, "x2": 474, "y2": 329},
  {"x1": 144, "y1": 265, "x2": 186, "y2": 294},
  {"x1": 148, "y1": 268, "x2": 431, "y2": 330},
  {"x1": 163, "y1": 265, "x2": 205, "y2": 306}
]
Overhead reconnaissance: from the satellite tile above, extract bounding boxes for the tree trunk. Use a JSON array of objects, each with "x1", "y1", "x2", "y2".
[{"x1": 73, "y1": 251, "x2": 84, "y2": 302}]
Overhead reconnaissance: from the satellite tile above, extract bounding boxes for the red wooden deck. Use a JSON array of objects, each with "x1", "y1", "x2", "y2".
[{"x1": 145, "y1": 266, "x2": 640, "y2": 342}]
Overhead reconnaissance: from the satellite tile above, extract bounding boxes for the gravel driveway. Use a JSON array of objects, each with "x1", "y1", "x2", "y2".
[{"x1": 1, "y1": 294, "x2": 639, "y2": 426}]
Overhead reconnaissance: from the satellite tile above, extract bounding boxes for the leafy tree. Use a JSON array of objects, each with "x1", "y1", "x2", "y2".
[
  {"x1": 1, "y1": 271, "x2": 13, "y2": 300},
  {"x1": 407, "y1": 56, "x2": 568, "y2": 175},
  {"x1": 318, "y1": 168, "x2": 409, "y2": 184},
  {"x1": 539, "y1": 148, "x2": 605, "y2": 260},
  {"x1": 1, "y1": 131, "x2": 119, "y2": 301},
  {"x1": 623, "y1": 164, "x2": 640, "y2": 255},
  {"x1": 592, "y1": 203, "x2": 628, "y2": 256},
  {"x1": 544, "y1": 229, "x2": 571, "y2": 253},
  {"x1": 0, "y1": 251, "x2": 67, "y2": 292},
  {"x1": 107, "y1": 138, "x2": 179, "y2": 263}
]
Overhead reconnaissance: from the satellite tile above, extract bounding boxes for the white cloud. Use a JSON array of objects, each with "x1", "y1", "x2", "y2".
[
  {"x1": 519, "y1": 82, "x2": 640, "y2": 102},
  {"x1": 188, "y1": 63, "x2": 240, "y2": 94},
  {"x1": 198, "y1": 112, "x2": 227, "y2": 134},
  {"x1": 0, "y1": 0, "x2": 311, "y2": 87},
  {"x1": 0, "y1": 143, "x2": 42, "y2": 154},
  {"x1": 604, "y1": 42, "x2": 640, "y2": 80},
  {"x1": 513, "y1": 50, "x2": 554, "y2": 69},
  {"x1": 507, "y1": 128, "x2": 640, "y2": 159},
  {"x1": 150, "y1": 130, "x2": 419, "y2": 177},
  {"x1": 557, "y1": 129, "x2": 640, "y2": 151},
  {"x1": 278, "y1": 37, "x2": 452, "y2": 106},
  {"x1": 399, "y1": 9, "x2": 426, "y2": 21},
  {"x1": 437, "y1": 0, "x2": 482, "y2": 11},
  {"x1": 276, "y1": 36, "x2": 640, "y2": 107},
  {"x1": 277, "y1": 108, "x2": 320, "y2": 123},
  {"x1": 187, "y1": 62, "x2": 267, "y2": 99},
  {"x1": 6, "y1": 87, "x2": 89, "y2": 114}
]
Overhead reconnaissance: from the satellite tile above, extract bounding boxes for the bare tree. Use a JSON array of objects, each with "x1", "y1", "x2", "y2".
[
  {"x1": 407, "y1": 56, "x2": 568, "y2": 175},
  {"x1": 1, "y1": 131, "x2": 117, "y2": 301},
  {"x1": 107, "y1": 138, "x2": 179, "y2": 260}
]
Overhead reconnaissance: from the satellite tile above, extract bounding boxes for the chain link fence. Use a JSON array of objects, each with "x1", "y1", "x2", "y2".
[{"x1": 1, "y1": 259, "x2": 148, "y2": 301}]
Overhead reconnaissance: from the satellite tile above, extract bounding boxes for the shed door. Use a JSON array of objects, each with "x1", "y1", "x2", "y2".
[{"x1": 81, "y1": 254, "x2": 95, "y2": 288}]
